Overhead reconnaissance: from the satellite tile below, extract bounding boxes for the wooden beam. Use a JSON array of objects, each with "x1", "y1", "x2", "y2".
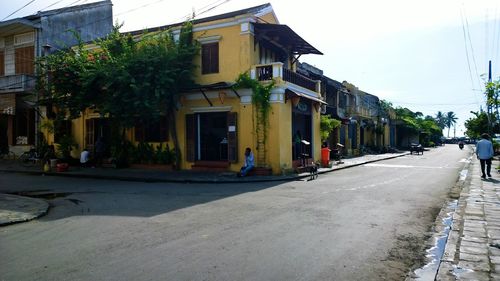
[
  {"x1": 231, "y1": 88, "x2": 240, "y2": 98},
  {"x1": 200, "y1": 89, "x2": 213, "y2": 107},
  {"x1": 291, "y1": 54, "x2": 302, "y2": 66}
]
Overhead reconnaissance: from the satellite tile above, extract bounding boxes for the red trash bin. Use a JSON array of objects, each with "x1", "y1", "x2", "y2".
[{"x1": 321, "y1": 147, "x2": 331, "y2": 167}]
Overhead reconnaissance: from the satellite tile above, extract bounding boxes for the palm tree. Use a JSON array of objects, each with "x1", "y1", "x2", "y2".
[
  {"x1": 445, "y1": 111, "x2": 458, "y2": 137},
  {"x1": 435, "y1": 111, "x2": 446, "y2": 129}
]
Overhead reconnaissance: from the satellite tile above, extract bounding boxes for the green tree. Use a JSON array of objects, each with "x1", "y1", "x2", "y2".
[
  {"x1": 444, "y1": 111, "x2": 457, "y2": 137},
  {"x1": 37, "y1": 23, "x2": 198, "y2": 168},
  {"x1": 320, "y1": 115, "x2": 341, "y2": 142},
  {"x1": 435, "y1": 111, "x2": 446, "y2": 129},
  {"x1": 393, "y1": 107, "x2": 442, "y2": 146},
  {"x1": 464, "y1": 111, "x2": 498, "y2": 139}
]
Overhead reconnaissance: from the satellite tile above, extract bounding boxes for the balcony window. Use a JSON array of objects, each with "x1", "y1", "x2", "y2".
[
  {"x1": 201, "y1": 42, "x2": 219, "y2": 74},
  {"x1": 15, "y1": 46, "x2": 34, "y2": 75}
]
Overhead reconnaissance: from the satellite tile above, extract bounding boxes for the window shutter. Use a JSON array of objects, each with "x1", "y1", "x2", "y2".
[
  {"x1": 185, "y1": 114, "x2": 196, "y2": 162},
  {"x1": 201, "y1": 43, "x2": 219, "y2": 74},
  {"x1": 201, "y1": 45, "x2": 210, "y2": 74},
  {"x1": 15, "y1": 46, "x2": 34, "y2": 74},
  {"x1": 211, "y1": 43, "x2": 219, "y2": 73},
  {"x1": 227, "y1": 112, "x2": 237, "y2": 163}
]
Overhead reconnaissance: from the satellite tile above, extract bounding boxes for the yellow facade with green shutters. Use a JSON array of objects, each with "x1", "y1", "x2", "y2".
[{"x1": 44, "y1": 3, "x2": 324, "y2": 175}]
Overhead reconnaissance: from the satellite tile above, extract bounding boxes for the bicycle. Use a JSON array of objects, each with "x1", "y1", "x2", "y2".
[{"x1": 19, "y1": 148, "x2": 42, "y2": 167}]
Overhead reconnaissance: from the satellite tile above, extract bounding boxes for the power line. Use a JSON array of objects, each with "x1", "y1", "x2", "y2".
[
  {"x1": 38, "y1": 0, "x2": 68, "y2": 12},
  {"x1": 493, "y1": 6, "x2": 500, "y2": 65},
  {"x1": 0, "y1": 0, "x2": 236, "y2": 90},
  {"x1": 460, "y1": 6, "x2": 479, "y2": 107},
  {"x1": 462, "y1": 4, "x2": 483, "y2": 92},
  {"x1": 2, "y1": 0, "x2": 38, "y2": 21}
]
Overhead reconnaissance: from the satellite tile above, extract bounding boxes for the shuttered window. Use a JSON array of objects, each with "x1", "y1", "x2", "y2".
[
  {"x1": 201, "y1": 42, "x2": 219, "y2": 74},
  {"x1": 15, "y1": 46, "x2": 34, "y2": 74},
  {"x1": 227, "y1": 112, "x2": 237, "y2": 163},
  {"x1": 185, "y1": 114, "x2": 196, "y2": 162}
]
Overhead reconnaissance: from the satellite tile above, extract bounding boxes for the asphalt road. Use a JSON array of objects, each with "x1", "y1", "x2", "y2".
[{"x1": 0, "y1": 145, "x2": 472, "y2": 281}]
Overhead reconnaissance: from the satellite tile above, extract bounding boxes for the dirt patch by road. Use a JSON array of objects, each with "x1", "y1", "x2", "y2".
[{"x1": 372, "y1": 206, "x2": 441, "y2": 280}]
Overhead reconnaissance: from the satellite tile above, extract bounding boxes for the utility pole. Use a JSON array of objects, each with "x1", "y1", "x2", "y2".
[{"x1": 487, "y1": 60, "x2": 492, "y2": 134}]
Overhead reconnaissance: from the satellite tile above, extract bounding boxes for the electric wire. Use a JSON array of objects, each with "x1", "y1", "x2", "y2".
[
  {"x1": 460, "y1": 6, "x2": 479, "y2": 106},
  {"x1": 2, "y1": 0, "x2": 38, "y2": 21},
  {"x1": 38, "y1": 0, "x2": 68, "y2": 12},
  {"x1": 0, "y1": 0, "x2": 235, "y2": 90},
  {"x1": 461, "y1": 3, "x2": 483, "y2": 92}
]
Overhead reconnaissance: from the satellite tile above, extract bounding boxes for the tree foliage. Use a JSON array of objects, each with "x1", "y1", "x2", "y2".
[
  {"x1": 444, "y1": 111, "x2": 457, "y2": 137},
  {"x1": 464, "y1": 111, "x2": 498, "y2": 139},
  {"x1": 320, "y1": 115, "x2": 341, "y2": 142},
  {"x1": 390, "y1": 105, "x2": 443, "y2": 146},
  {"x1": 37, "y1": 23, "x2": 198, "y2": 167}
]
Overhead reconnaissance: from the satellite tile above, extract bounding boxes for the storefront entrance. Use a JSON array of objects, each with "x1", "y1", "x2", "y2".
[
  {"x1": 292, "y1": 100, "x2": 312, "y2": 165},
  {"x1": 85, "y1": 118, "x2": 111, "y2": 155},
  {"x1": 186, "y1": 112, "x2": 237, "y2": 163},
  {"x1": 198, "y1": 112, "x2": 228, "y2": 161}
]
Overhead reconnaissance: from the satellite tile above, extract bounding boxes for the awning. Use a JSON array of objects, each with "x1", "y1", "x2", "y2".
[
  {"x1": 183, "y1": 82, "x2": 238, "y2": 107},
  {"x1": 285, "y1": 89, "x2": 327, "y2": 105},
  {"x1": 253, "y1": 23, "x2": 323, "y2": 55}
]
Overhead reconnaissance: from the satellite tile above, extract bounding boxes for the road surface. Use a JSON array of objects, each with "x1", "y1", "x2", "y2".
[{"x1": 0, "y1": 144, "x2": 471, "y2": 280}]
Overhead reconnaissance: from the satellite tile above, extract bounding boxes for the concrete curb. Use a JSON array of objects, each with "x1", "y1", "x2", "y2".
[
  {"x1": 0, "y1": 153, "x2": 410, "y2": 184},
  {"x1": 0, "y1": 193, "x2": 50, "y2": 226}
]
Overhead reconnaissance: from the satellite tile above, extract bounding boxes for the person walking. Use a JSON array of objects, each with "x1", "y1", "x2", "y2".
[{"x1": 476, "y1": 133, "x2": 494, "y2": 179}]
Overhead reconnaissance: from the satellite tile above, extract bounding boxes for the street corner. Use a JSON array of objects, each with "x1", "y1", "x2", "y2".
[{"x1": 0, "y1": 193, "x2": 49, "y2": 226}]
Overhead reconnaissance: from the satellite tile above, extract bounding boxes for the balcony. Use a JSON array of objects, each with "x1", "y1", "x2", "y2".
[
  {"x1": 251, "y1": 62, "x2": 320, "y2": 94},
  {"x1": 0, "y1": 74, "x2": 36, "y2": 94}
]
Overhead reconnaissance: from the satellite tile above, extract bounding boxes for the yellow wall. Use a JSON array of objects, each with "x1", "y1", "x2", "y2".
[{"x1": 42, "y1": 7, "x2": 325, "y2": 175}]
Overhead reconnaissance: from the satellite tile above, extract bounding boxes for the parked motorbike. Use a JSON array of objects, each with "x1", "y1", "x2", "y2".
[{"x1": 458, "y1": 142, "x2": 464, "y2": 150}]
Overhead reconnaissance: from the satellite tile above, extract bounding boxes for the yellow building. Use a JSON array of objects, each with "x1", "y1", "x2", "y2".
[{"x1": 63, "y1": 3, "x2": 325, "y2": 175}]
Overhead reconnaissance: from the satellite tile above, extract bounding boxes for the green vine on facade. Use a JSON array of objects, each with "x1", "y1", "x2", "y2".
[{"x1": 234, "y1": 73, "x2": 274, "y2": 163}]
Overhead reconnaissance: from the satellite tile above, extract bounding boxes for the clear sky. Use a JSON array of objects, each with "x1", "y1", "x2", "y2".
[{"x1": 2, "y1": 0, "x2": 499, "y2": 137}]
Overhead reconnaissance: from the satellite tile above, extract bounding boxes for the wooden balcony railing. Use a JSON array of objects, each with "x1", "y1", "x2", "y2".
[
  {"x1": 282, "y1": 68, "x2": 316, "y2": 92},
  {"x1": 253, "y1": 62, "x2": 319, "y2": 93}
]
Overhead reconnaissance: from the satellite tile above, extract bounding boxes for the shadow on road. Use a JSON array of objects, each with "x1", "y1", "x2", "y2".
[{"x1": 2, "y1": 173, "x2": 288, "y2": 221}]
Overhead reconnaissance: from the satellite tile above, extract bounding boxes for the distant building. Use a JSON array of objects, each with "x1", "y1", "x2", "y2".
[{"x1": 0, "y1": 0, "x2": 112, "y2": 154}]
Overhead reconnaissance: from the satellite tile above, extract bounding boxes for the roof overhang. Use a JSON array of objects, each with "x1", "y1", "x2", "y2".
[
  {"x1": 285, "y1": 89, "x2": 327, "y2": 105},
  {"x1": 253, "y1": 23, "x2": 323, "y2": 55},
  {"x1": 0, "y1": 19, "x2": 39, "y2": 37}
]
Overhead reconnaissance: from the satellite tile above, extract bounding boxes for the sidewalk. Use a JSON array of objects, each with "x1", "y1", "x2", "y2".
[
  {"x1": 0, "y1": 152, "x2": 408, "y2": 226},
  {"x1": 0, "y1": 193, "x2": 49, "y2": 226},
  {"x1": 437, "y1": 157, "x2": 500, "y2": 280},
  {"x1": 0, "y1": 152, "x2": 408, "y2": 184}
]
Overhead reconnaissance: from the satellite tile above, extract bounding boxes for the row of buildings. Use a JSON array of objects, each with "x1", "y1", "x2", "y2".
[{"x1": 0, "y1": 1, "x2": 412, "y2": 175}]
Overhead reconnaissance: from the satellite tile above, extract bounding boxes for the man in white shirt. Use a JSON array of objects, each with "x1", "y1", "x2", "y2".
[
  {"x1": 476, "y1": 133, "x2": 494, "y2": 179},
  {"x1": 80, "y1": 148, "x2": 90, "y2": 168}
]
